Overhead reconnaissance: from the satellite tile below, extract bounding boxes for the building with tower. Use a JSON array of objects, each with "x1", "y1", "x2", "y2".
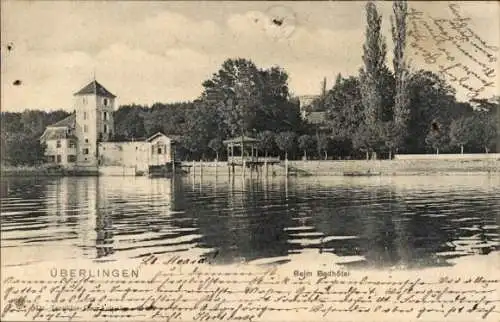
[
  {"x1": 74, "y1": 80, "x2": 116, "y2": 165},
  {"x1": 40, "y1": 80, "x2": 174, "y2": 175}
]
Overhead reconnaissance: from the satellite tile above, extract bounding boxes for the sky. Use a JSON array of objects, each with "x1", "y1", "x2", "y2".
[{"x1": 1, "y1": 1, "x2": 499, "y2": 112}]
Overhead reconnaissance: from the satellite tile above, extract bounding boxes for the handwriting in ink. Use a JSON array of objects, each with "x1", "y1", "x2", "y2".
[{"x1": 1, "y1": 268, "x2": 499, "y2": 321}]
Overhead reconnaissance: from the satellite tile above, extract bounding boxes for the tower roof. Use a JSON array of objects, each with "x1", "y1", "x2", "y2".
[{"x1": 74, "y1": 80, "x2": 116, "y2": 98}]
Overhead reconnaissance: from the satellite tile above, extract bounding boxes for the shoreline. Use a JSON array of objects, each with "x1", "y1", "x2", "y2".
[
  {"x1": 1, "y1": 159, "x2": 499, "y2": 178},
  {"x1": 0, "y1": 166, "x2": 98, "y2": 177}
]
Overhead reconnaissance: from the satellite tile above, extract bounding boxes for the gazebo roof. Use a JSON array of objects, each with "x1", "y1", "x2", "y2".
[{"x1": 223, "y1": 136, "x2": 260, "y2": 145}]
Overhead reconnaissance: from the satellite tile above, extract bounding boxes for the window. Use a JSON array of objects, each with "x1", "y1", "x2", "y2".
[
  {"x1": 56, "y1": 140, "x2": 61, "y2": 148},
  {"x1": 103, "y1": 98, "x2": 108, "y2": 106},
  {"x1": 103, "y1": 112, "x2": 108, "y2": 121},
  {"x1": 83, "y1": 148, "x2": 89, "y2": 155},
  {"x1": 47, "y1": 155, "x2": 55, "y2": 163},
  {"x1": 56, "y1": 155, "x2": 62, "y2": 163},
  {"x1": 85, "y1": 138, "x2": 89, "y2": 143},
  {"x1": 84, "y1": 125, "x2": 88, "y2": 133},
  {"x1": 104, "y1": 124, "x2": 108, "y2": 133},
  {"x1": 83, "y1": 111, "x2": 87, "y2": 120},
  {"x1": 68, "y1": 140, "x2": 76, "y2": 148},
  {"x1": 83, "y1": 97, "x2": 87, "y2": 105},
  {"x1": 67, "y1": 155, "x2": 76, "y2": 163},
  {"x1": 157, "y1": 147, "x2": 163, "y2": 154}
]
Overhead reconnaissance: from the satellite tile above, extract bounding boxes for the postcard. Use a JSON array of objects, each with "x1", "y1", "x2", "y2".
[{"x1": 1, "y1": 1, "x2": 499, "y2": 321}]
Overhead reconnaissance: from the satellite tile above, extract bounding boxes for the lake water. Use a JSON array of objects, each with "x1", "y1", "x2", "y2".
[{"x1": 1, "y1": 175, "x2": 498, "y2": 269}]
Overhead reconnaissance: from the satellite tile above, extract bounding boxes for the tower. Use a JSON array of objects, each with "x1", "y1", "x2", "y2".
[{"x1": 74, "y1": 80, "x2": 116, "y2": 165}]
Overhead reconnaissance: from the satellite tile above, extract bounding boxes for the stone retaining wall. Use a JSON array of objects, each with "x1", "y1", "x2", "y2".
[{"x1": 181, "y1": 159, "x2": 500, "y2": 176}]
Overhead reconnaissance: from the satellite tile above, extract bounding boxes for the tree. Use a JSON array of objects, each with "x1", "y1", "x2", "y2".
[
  {"x1": 179, "y1": 135, "x2": 199, "y2": 160},
  {"x1": 449, "y1": 116, "x2": 473, "y2": 154},
  {"x1": 469, "y1": 97, "x2": 499, "y2": 153},
  {"x1": 257, "y1": 131, "x2": 275, "y2": 157},
  {"x1": 298, "y1": 134, "x2": 314, "y2": 160},
  {"x1": 382, "y1": 121, "x2": 398, "y2": 159},
  {"x1": 1, "y1": 110, "x2": 69, "y2": 166},
  {"x1": 316, "y1": 134, "x2": 330, "y2": 160},
  {"x1": 352, "y1": 126, "x2": 383, "y2": 159},
  {"x1": 201, "y1": 58, "x2": 299, "y2": 137},
  {"x1": 275, "y1": 131, "x2": 297, "y2": 160},
  {"x1": 208, "y1": 137, "x2": 224, "y2": 161},
  {"x1": 324, "y1": 76, "x2": 364, "y2": 140},
  {"x1": 259, "y1": 67, "x2": 300, "y2": 132},
  {"x1": 3, "y1": 133, "x2": 46, "y2": 166},
  {"x1": 143, "y1": 102, "x2": 192, "y2": 137},
  {"x1": 359, "y1": 2, "x2": 387, "y2": 130},
  {"x1": 183, "y1": 101, "x2": 219, "y2": 160},
  {"x1": 406, "y1": 70, "x2": 457, "y2": 153},
  {"x1": 425, "y1": 120, "x2": 449, "y2": 155},
  {"x1": 391, "y1": 0, "x2": 410, "y2": 148},
  {"x1": 114, "y1": 105, "x2": 147, "y2": 139},
  {"x1": 470, "y1": 112, "x2": 497, "y2": 153},
  {"x1": 201, "y1": 58, "x2": 264, "y2": 136}
]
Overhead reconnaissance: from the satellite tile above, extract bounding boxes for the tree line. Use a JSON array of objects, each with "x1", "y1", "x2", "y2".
[
  {"x1": 1, "y1": 1, "x2": 498, "y2": 166},
  {"x1": 1, "y1": 110, "x2": 70, "y2": 166}
]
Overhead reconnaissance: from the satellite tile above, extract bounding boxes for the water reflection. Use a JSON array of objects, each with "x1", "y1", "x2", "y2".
[{"x1": 0, "y1": 175, "x2": 498, "y2": 268}]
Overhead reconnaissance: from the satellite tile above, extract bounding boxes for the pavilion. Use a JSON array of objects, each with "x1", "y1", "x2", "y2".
[{"x1": 223, "y1": 136, "x2": 260, "y2": 164}]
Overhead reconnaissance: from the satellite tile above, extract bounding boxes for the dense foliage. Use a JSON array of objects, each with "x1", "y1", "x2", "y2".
[
  {"x1": 1, "y1": 1, "x2": 498, "y2": 165},
  {"x1": 1, "y1": 110, "x2": 69, "y2": 166}
]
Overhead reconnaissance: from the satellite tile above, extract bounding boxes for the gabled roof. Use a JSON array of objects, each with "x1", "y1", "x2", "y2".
[
  {"x1": 74, "y1": 80, "x2": 116, "y2": 98},
  {"x1": 146, "y1": 132, "x2": 170, "y2": 142},
  {"x1": 47, "y1": 114, "x2": 76, "y2": 128},
  {"x1": 41, "y1": 114, "x2": 76, "y2": 141},
  {"x1": 40, "y1": 128, "x2": 76, "y2": 141}
]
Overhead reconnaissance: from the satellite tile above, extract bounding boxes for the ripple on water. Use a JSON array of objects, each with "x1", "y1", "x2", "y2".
[{"x1": 0, "y1": 175, "x2": 499, "y2": 268}]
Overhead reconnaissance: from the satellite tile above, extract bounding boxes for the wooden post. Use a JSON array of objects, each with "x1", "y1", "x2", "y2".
[
  {"x1": 285, "y1": 175, "x2": 289, "y2": 200},
  {"x1": 192, "y1": 160, "x2": 195, "y2": 178},
  {"x1": 200, "y1": 160, "x2": 203, "y2": 180},
  {"x1": 171, "y1": 163, "x2": 176, "y2": 188},
  {"x1": 285, "y1": 152, "x2": 289, "y2": 177},
  {"x1": 171, "y1": 147, "x2": 176, "y2": 176},
  {"x1": 243, "y1": 158, "x2": 246, "y2": 177}
]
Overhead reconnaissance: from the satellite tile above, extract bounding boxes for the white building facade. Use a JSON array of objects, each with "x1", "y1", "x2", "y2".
[{"x1": 40, "y1": 80, "x2": 174, "y2": 174}]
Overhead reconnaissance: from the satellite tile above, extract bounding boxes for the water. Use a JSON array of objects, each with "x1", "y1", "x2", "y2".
[{"x1": 1, "y1": 175, "x2": 499, "y2": 269}]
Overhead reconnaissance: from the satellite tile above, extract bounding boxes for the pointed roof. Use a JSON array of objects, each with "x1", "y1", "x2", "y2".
[{"x1": 74, "y1": 80, "x2": 116, "y2": 98}]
